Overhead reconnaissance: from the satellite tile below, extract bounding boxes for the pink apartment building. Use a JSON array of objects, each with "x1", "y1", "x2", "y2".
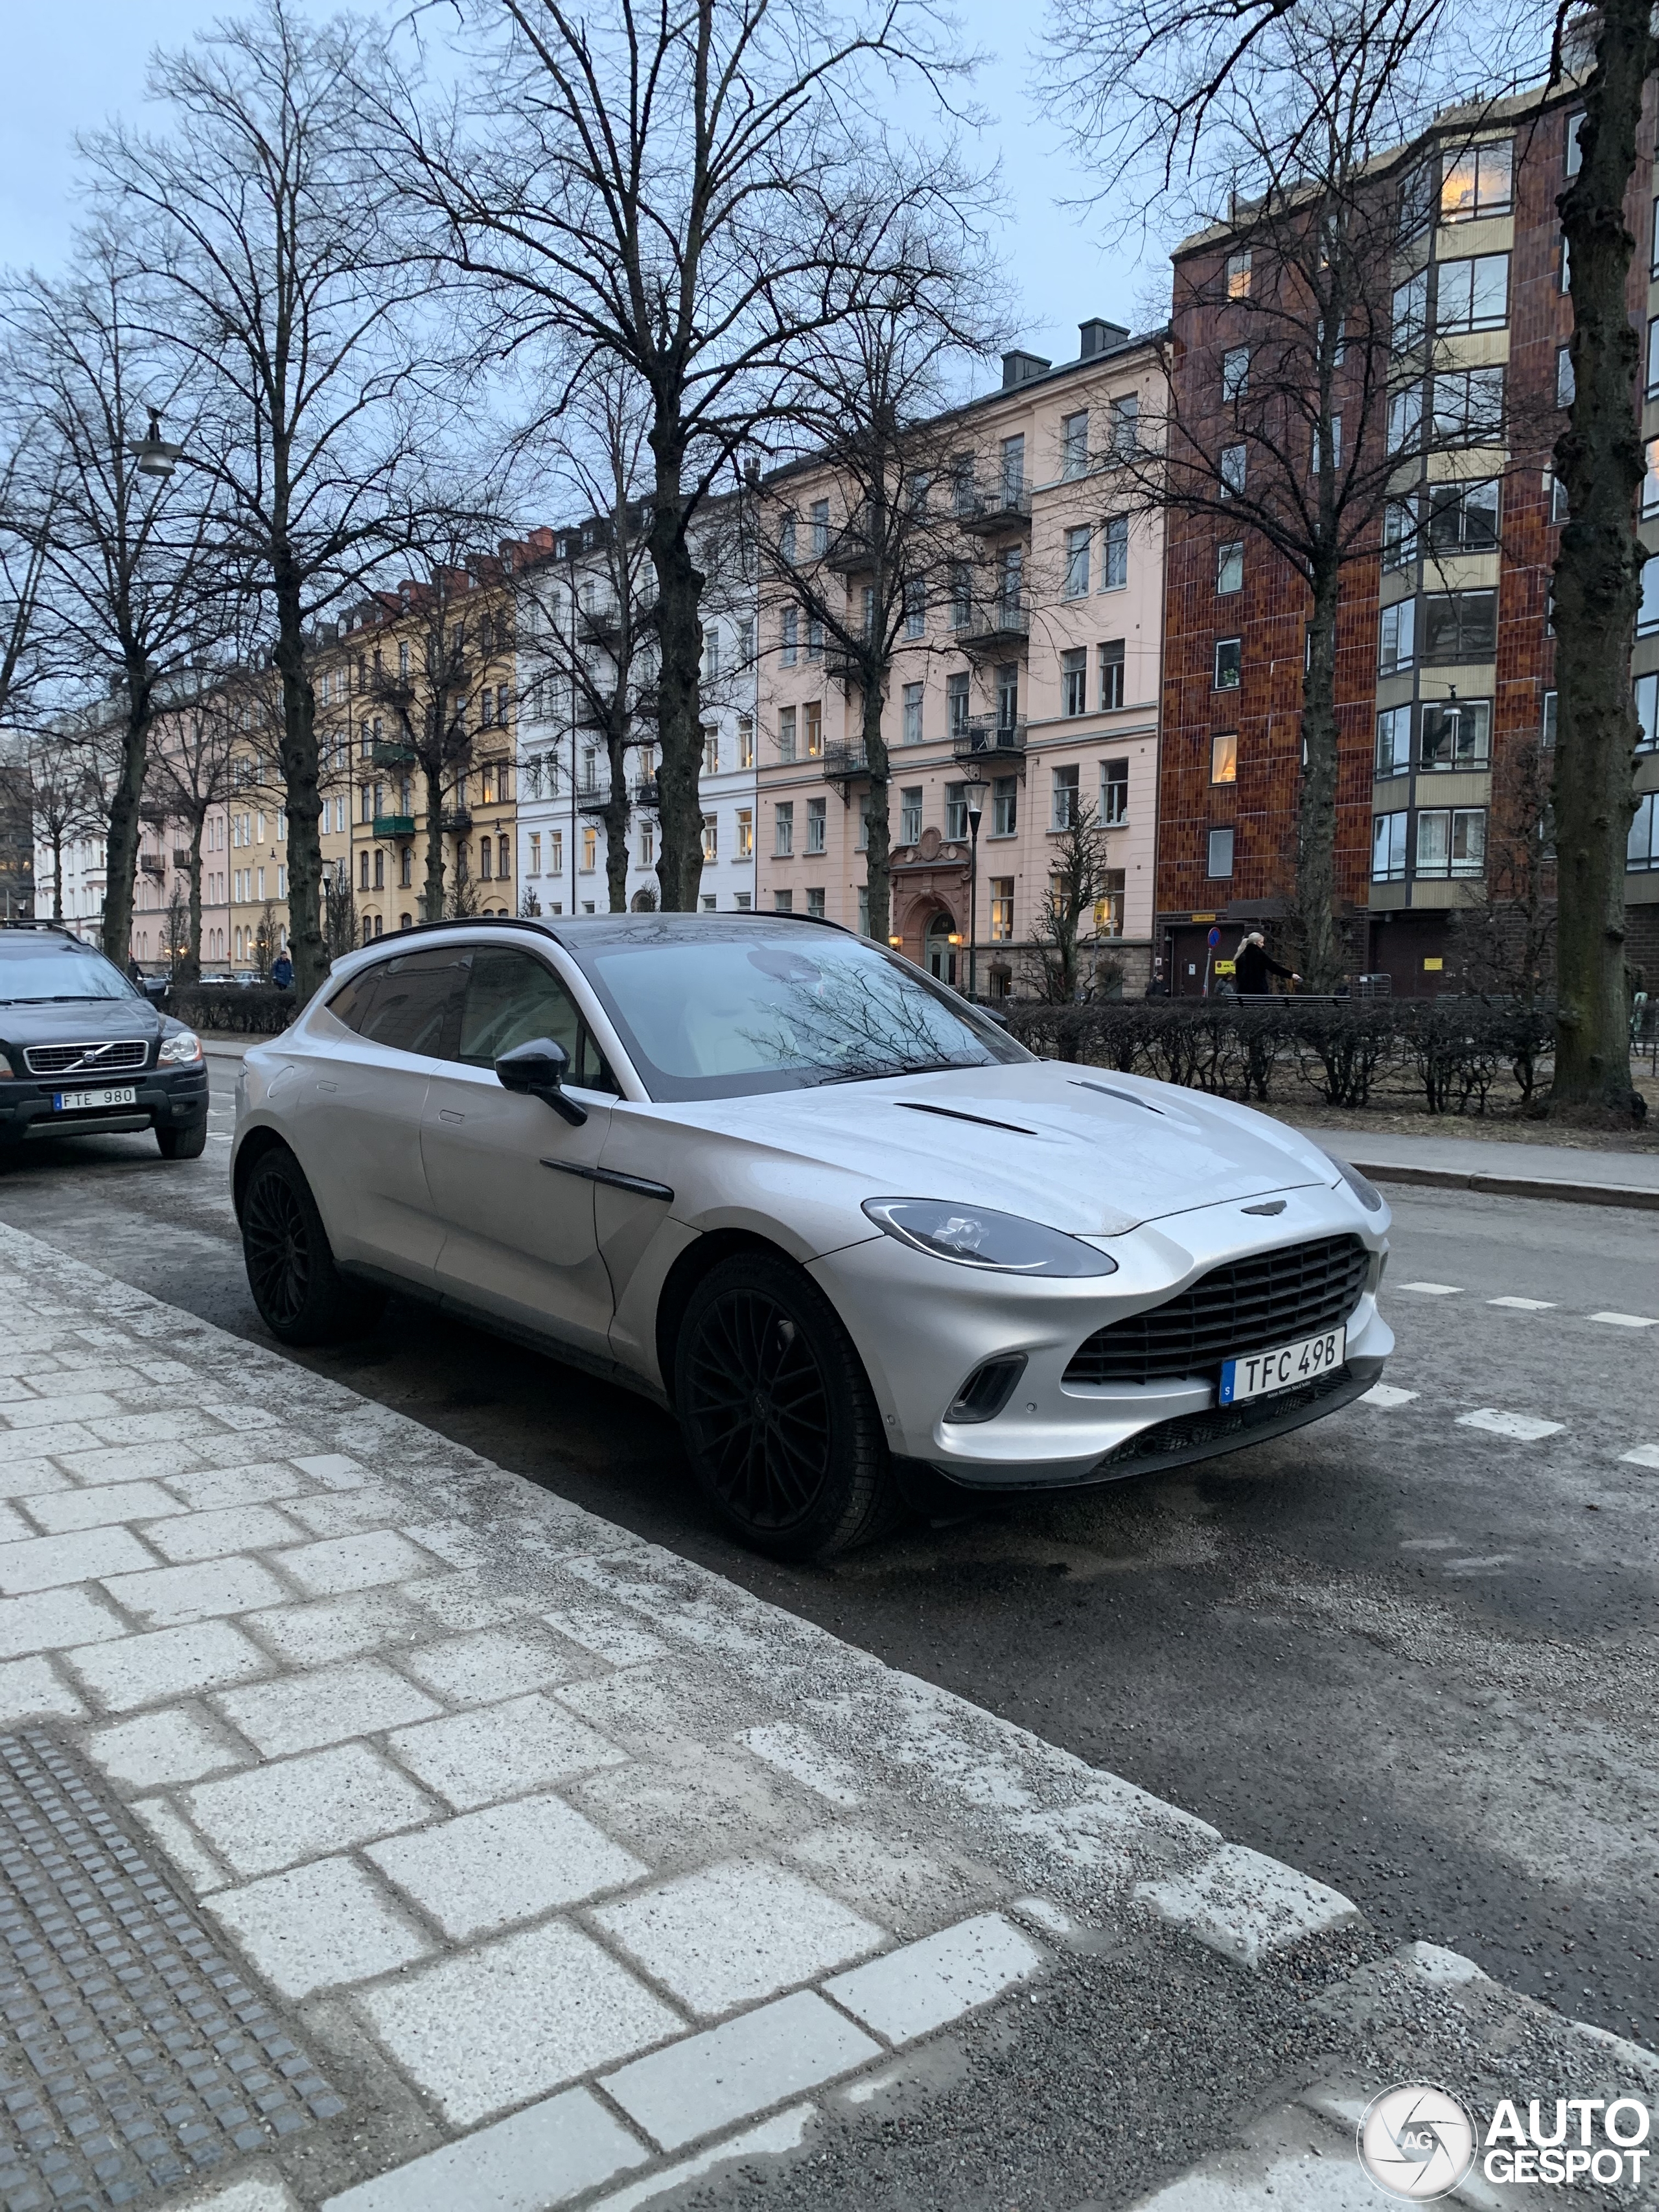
[{"x1": 756, "y1": 321, "x2": 1166, "y2": 994}]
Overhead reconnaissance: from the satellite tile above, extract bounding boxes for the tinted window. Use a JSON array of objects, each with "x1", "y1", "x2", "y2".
[
  {"x1": 326, "y1": 947, "x2": 467, "y2": 1056},
  {"x1": 0, "y1": 937, "x2": 138, "y2": 1004},
  {"x1": 458, "y1": 948, "x2": 617, "y2": 1089}
]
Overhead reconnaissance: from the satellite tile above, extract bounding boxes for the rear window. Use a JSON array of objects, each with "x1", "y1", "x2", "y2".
[
  {"x1": 0, "y1": 937, "x2": 138, "y2": 1005},
  {"x1": 326, "y1": 947, "x2": 469, "y2": 1057}
]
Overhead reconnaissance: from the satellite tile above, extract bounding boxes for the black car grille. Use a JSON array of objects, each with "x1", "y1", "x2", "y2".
[
  {"x1": 23, "y1": 1040, "x2": 150, "y2": 1077},
  {"x1": 1095, "y1": 1365, "x2": 1357, "y2": 1471},
  {"x1": 1064, "y1": 1234, "x2": 1370, "y2": 1386}
]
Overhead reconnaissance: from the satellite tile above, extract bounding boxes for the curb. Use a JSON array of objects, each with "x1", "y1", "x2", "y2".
[{"x1": 1352, "y1": 1159, "x2": 1659, "y2": 1211}]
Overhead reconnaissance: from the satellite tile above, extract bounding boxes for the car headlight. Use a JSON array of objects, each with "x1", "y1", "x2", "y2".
[
  {"x1": 862, "y1": 1198, "x2": 1119, "y2": 1276},
  {"x1": 1306, "y1": 1140, "x2": 1385, "y2": 1213},
  {"x1": 158, "y1": 1030, "x2": 203, "y2": 1065}
]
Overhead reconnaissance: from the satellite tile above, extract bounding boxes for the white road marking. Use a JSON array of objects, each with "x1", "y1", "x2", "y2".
[
  {"x1": 1620, "y1": 1444, "x2": 1659, "y2": 1471},
  {"x1": 1444, "y1": 1555, "x2": 1516, "y2": 1575},
  {"x1": 207, "y1": 1134, "x2": 233, "y2": 1144},
  {"x1": 1398, "y1": 1537, "x2": 1460, "y2": 1551},
  {"x1": 1361, "y1": 1384, "x2": 1419, "y2": 1408},
  {"x1": 1456, "y1": 1409, "x2": 1565, "y2": 1442},
  {"x1": 1588, "y1": 1311, "x2": 1658, "y2": 1329},
  {"x1": 1488, "y1": 1296, "x2": 1556, "y2": 1311},
  {"x1": 1398, "y1": 1281, "x2": 1462, "y2": 1296}
]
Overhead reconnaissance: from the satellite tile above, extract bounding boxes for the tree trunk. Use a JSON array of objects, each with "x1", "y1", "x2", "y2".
[
  {"x1": 423, "y1": 758, "x2": 445, "y2": 922},
  {"x1": 271, "y1": 579, "x2": 325, "y2": 998},
  {"x1": 179, "y1": 811, "x2": 204, "y2": 986},
  {"x1": 50, "y1": 834, "x2": 64, "y2": 923},
  {"x1": 1551, "y1": 0, "x2": 1648, "y2": 1115},
  {"x1": 1295, "y1": 559, "x2": 1343, "y2": 989},
  {"x1": 647, "y1": 434, "x2": 704, "y2": 910},
  {"x1": 861, "y1": 678, "x2": 891, "y2": 945},
  {"x1": 100, "y1": 684, "x2": 150, "y2": 972},
  {"x1": 605, "y1": 719, "x2": 632, "y2": 912}
]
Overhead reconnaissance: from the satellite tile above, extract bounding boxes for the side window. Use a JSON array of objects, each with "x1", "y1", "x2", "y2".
[
  {"x1": 327, "y1": 948, "x2": 467, "y2": 1057},
  {"x1": 458, "y1": 948, "x2": 618, "y2": 1091}
]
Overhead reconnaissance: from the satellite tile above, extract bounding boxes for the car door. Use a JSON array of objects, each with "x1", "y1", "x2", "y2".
[
  {"x1": 289, "y1": 943, "x2": 468, "y2": 1283},
  {"x1": 421, "y1": 942, "x2": 620, "y2": 1360}
]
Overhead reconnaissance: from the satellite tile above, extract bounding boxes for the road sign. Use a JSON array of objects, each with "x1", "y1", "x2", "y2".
[{"x1": 1207, "y1": 927, "x2": 1221, "y2": 948}]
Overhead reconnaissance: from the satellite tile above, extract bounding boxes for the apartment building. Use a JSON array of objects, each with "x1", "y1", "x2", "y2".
[
  {"x1": 1159, "y1": 86, "x2": 1659, "y2": 994},
  {"x1": 756, "y1": 322, "x2": 1166, "y2": 994}
]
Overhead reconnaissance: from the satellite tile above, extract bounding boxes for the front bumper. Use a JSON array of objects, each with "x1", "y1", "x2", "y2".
[
  {"x1": 808, "y1": 1180, "x2": 1393, "y2": 1493},
  {"x1": 0, "y1": 1065, "x2": 209, "y2": 1144}
]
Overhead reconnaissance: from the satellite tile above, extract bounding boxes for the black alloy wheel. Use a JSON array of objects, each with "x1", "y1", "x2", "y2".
[
  {"x1": 675, "y1": 1251, "x2": 898, "y2": 1561},
  {"x1": 242, "y1": 1148, "x2": 384, "y2": 1345}
]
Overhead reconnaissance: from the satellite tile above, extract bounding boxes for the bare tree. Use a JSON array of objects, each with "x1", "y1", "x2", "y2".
[
  {"x1": 27, "y1": 723, "x2": 104, "y2": 924},
  {"x1": 89, "y1": 0, "x2": 450, "y2": 998},
  {"x1": 1450, "y1": 732, "x2": 1557, "y2": 1005},
  {"x1": 1028, "y1": 799, "x2": 1120, "y2": 1003},
  {"x1": 145, "y1": 669, "x2": 246, "y2": 984},
  {"x1": 380, "y1": 0, "x2": 966, "y2": 911}
]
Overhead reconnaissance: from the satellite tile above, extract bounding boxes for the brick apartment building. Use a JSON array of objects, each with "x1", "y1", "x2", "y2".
[{"x1": 1158, "y1": 84, "x2": 1659, "y2": 995}]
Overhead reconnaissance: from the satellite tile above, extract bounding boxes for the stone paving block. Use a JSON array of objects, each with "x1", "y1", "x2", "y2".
[
  {"x1": 824, "y1": 1913, "x2": 1043, "y2": 2044},
  {"x1": 0, "y1": 1583, "x2": 128, "y2": 1659},
  {"x1": 100, "y1": 1554, "x2": 290, "y2": 1626},
  {"x1": 275, "y1": 1530, "x2": 437, "y2": 1597},
  {"x1": 401, "y1": 1572, "x2": 528, "y2": 1631},
  {"x1": 0, "y1": 1655, "x2": 84, "y2": 1723},
  {"x1": 396, "y1": 1625, "x2": 583, "y2": 1706},
  {"x1": 291, "y1": 1452, "x2": 369, "y2": 1489},
  {"x1": 0, "y1": 1522, "x2": 159, "y2": 1594},
  {"x1": 592, "y1": 1857, "x2": 887, "y2": 2018},
  {"x1": 281, "y1": 1485, "x2": 418, "y2": 1537},
  {"x1": 185, "y1": 2177, "x2": 306, "y2": 2212},
  {"x1": 318, "y1": 2086, "x2": 647, "y2": 2212},
  {"x1": 557, "y1": 1662, "x2": 755, "y2": 1755},
  {"x1": 143, "y1": 1503, "x2": 308, "y2": 1563},
  {"x1": 242, "y1": 1590, "x2": 428, "y2": 1668},
  {"x1": 0, "y1": 1500, "x2": 34, "y2": 1545},
  {"x1": 388, "y1": 1691, "x2": 627, "y2": 1810},
  {"x1": 357, "y1": 1920, "x2": 682, "y2": 2126},
  {"x1": 86, "y1": 1705, "x2": 252, "y2": 1787},
  {"x1": 85, "y1": 1408, "x2": 238, "y2": 1445},
  {"x1": 23, "y1": 1478, "x2": 185, "y2": 1533},
  {"x1": 167, "y1": 1461, "x2": 316, "y2": 1511},
  {"x1": 185, "y1": 1741, "x2": 439, "y2": 1876},
  {"x1": 544, "y1": 1604, "x2": 669, "y2": 1668},
  {"x1": 367, "y1": 1791, "x2": 647, "y2": 1940},
  {"x1": 739, "y1": 1721, "x2": 863, "y2": 1808},
  {"x1": 0, "y1": 1454, "x2": 71, "y2": 1500},
  {"x1": 57, "y1": 1438, "x2": 215, "y2": 1484},
  {"x1": 1135, "y1": 1844, "x2": 1363, "y2": 1967},
  {"x1": 207, "y1": 1854, "x2": 433, "y2": 1999},
  {"x1": 788, "y1": 1824, "x2": 1003, "y2": 1941},
  {"x1": 65, "y1": 1617, "x2": 271, "y2": 1711},
  {"x1": 214, "y1": 1657, "x2": 443, "y2": 1756},
  {"x1": 1, "y1": 1388, "x2": 119, "y2": 1428},
  {"x1": 592, "y1": 2106, "x2": 817, "y2": 2212},
  {"x1": 570, "y1": 1745, "x2": 807, "y2": 1869},
  {"x1": 130, "y1": 1793, "x2": 230, "y2": 1893},
  {"x1": 602, "y1": 1990, "x2": 879, "y2": 2152}
]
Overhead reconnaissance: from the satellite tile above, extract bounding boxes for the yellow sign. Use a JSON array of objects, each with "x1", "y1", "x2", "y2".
[
  {"x1": 1190, "y1": 912, "x2": 1218, "y2": 923},
  {"x1": 1423, "y1": 957, "x2": 1444, "y2": 972},
  {"x1": 1213, "y1": 959, "x2": 1236, "y2": 975}
]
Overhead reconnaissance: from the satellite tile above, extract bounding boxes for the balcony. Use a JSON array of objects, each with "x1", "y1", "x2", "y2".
[
  {"x1": 171, "y1": 848, "x2": 193, "y2": 869},
  {"x1": 957, "y1": 485, "x2": 1032, "y2": 535},
  {"x1": 575, "y1": 782, "x2": 612, "y2": 814},
  {"x1": 821, "y1": 743, "x2": 870, "y2": 785},
  {"x1": 140, "y1": 856, "x2": 166, "y2": 879},
  {"x1": 824, "y1": 527, "x2": 877, "y2": 574},
  {"x1": 953, "y1": 718, "x2": 1028, "y2": 769},
  {"x1": 439, "y1": 806, "x2": 471, "y2": 834},
  {"x1": 373, "y1": 813, "x2": 416, "y2": 839},
  {"x1": 634, "y1": 777, "x2": 661, "y2": 810},
  {"x1": 578, "y1": 603, "x2": 623, "y2": 646},
  {"x1": 958, "y1": 600, "x2": 1030, "y2": 654},
  {"x1": 371, "y1": 738, "x2": 416, "y2": 768}
]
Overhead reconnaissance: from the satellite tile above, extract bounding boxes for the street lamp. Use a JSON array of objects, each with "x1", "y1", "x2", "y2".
[
  {"x1": 126, "y1": 409, "x2": 184, "y2": 480},
  {"x1": 961, "y1": 773, "x2": 988, "y2": 1001}
]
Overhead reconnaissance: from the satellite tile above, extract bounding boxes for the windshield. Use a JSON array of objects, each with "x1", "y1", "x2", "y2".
[
  {"x1": 572, "y1": 928, "x2": 1030, "y2": 1101},
  {"x1": 0, "y1": 938, "x2": 139, "y2": 1005}
]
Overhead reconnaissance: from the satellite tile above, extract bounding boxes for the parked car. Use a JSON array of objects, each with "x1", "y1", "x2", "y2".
[
  {"x1": 231, "y1": 916, "x2": 1393, "y2": 1559},
  {"x1": 0, "y1": 925, "x2": 209, "y2": 1159}
]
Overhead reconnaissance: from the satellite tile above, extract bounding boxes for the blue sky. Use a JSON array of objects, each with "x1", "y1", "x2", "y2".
[{"x1": 0, "y1": 1, "x2": 1165, "y2": 371}]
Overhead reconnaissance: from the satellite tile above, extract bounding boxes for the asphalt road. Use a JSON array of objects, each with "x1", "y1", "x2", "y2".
[{"x1": 1, "y1": 1055, "x2": 1653, "y2": 2067}]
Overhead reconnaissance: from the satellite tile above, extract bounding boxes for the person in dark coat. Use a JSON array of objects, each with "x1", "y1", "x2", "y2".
[
  {"x1": 1233, "y1": 931, "x2": 1300, "y2": 995},
  {"x1": 270, "y1": 951, "x2": 294, "y2": 990}
]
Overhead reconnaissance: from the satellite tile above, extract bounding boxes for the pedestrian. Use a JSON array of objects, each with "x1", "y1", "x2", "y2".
[
  {"x1": 1233, "y1": 931, "x2": 1300, "y2": 996},
  {"x1": 270, "y1": 950, "x2": 294, "y2": 990}
]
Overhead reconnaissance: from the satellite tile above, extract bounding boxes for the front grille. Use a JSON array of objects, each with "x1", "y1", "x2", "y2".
[
  {"x1": 23, "y1": 1039, "x2": 150, "y2": 1077},
  {"x1": 1095, "y1": 1365, "x2": 1356, "y2": 1471},
  {"x1": 1064, "y1": 1234, "x2": 1369, "y2": 1386}
]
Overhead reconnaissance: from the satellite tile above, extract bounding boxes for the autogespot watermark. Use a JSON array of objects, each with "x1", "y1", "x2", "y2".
[{"x1": 1357, "y1": 2084, "x2": 1653, "y2": 2196}]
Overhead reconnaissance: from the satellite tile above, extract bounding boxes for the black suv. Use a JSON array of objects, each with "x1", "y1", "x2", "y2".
[{"x1": 0, "y1": 926, "x2": 210, "y2": 1159}]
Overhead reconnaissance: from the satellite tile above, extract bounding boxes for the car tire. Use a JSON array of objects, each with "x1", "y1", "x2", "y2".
[
  {"x1": 674, "y1": 1250, "x2": 899, "y2": 1563},
  {"x1": 156, "y1": 1121, "x2": 207, "y2": 1161},
  {"x1": 241, "y1": 1146, "x2": 386, "y2": 1345}
]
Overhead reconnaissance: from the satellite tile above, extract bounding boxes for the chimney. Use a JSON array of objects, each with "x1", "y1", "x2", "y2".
[
  {"x1": 1079, "y1": 318, "x2": 1130, "y2": 359},
  {"x1": 1001, "y1": 349, "x2": 1052, "y2": 390}
]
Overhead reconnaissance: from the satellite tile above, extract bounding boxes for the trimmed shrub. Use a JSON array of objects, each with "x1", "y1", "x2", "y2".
[{"x1": 166, "y1": 984, "x2": 299, "y2": 1036}]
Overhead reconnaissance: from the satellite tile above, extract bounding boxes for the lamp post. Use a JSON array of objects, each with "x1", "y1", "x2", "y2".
[{"x1": 962, "y1": 773, "x2": 988, "y2": 1001}]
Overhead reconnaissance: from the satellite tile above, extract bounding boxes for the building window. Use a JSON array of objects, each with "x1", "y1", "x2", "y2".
[
  {"x1": 1422, "y1": 590, "x2": 1497, "y2": 663},
  {"x1": 1425, "y1": 478, "x2": 1499, "y2": 552},
  {"x1": 1379, "y1": 599, "x2": 1417, "y2": 673},
  {"x1": 1387, "y1": 385, "x2": 1423, "y2": 454},
  {"x1": 806, "y1": 795, "x2": 826, "y2": 854},
  {"x1": 1421, "y1": 698, "x2": 1491, "y2": 769},
  {"x1": 992, "y1": 776, "x2": 1017, "y2": 837},
  {"x1": 777, "y1": 705, "x2": 796, "y2": 762},
  {"x1": 739, "y1": 618, "x2": 756, "y2": 666},
  {"x1": 1222, "y1": 345, "x2": 1249, "y2": 402},
  {"x1": 1000, "y1": 434, "x2": 1025, "y2": 496},
  {"x1": 1101, "y1": 515, "x2": 1128, "y2": 590},
  {"x1": 774, "y1": 889, "x2": 793, "y2": 913},
  {"x1": 1211, "y1": 732, "x2": 1238, "y2": 784},
  {"x1": 945, "y1": 782, "x2": 968, "y2": 838},
  {"x1": 1645, "y1": 439, "x2": 1659, "y2": 517},
  {"x1": 738, "y1": 716, "x2": 755, "y2": 768},
  {"x1": 528, "y1": 832, "x2": 541, "y2": 874},
  {"x1": 949, "y1": 561, "x2": 973, "y2": 630},
  {"x1": 1098, "y1": 639, "x2": 1125, "y2": 710},
  {"x1": 1435, "y1": 253, "x2": 1509, "y2": 332},
  {"x1": 1061, "y1": 411, "x2": 1089, "y2": 478},
  {"x1": 990, "y1": 878, "x2": 1014, "y2": 941},
  {"x1": 774, "y1": 802, "x2": 794, "y2": 857},
  {"x1": 1100, "y1": 758, "x2": 1128, "y2": 824},
  {"x1": 996, "y1": 663, "x2": 1019, "y2": 728},
  {"x1": 358, "y1": 850, "x2": 369, "y2": 891},
  {"x1": 782, "y1": 608, "x2": 798, "y2": 664},
  {"x1": 1064, "y1": 526, "x2": 1091, "y2": 598},
  {"x1": 806, "y1": 887, "x2": 826, "y2": 916},
  {"x1": 736, "y1": 808, "x2": 754, "y2": 858},
  {"x1": 900, "y1": 786, "x2": 923, "y2": 844},
  {"x1": 803, "y1": 700, "x2": 822, "y2": 757},
  {"x1": 856, "y1": 794, "x2": 870, "y2": 851},
  {"x1": 1050, "y1": 763, "x2": 1080, "y2": 830},
  {"x1": 1565, "y1": 110, "x2": 1585, "y2": 176},
  {"x1": 947, "y1": 671, "x2": 970, "y2": 734},
  {"x1": 1214, "y1": 636, "x2": 1242, "y2": 690},
  {"x1": 809, "y1": 498, "x2": 830, "y2": 556},
  {"x1": 1062, "y1": 649, "x2": 1087, "y2": 716},
  {"x1": 902, "y1": 681, "x2": 923, "y2": 744},
  {"x1": 638, "y1": 822, "x2": 655, "y2": 867},
  {"x1": 1225, "y1": 251, "x2": 1251, "y2": 299},
  {"x1": 1391, "y1": 268, "x2": 1428, "y2": 353},
  {"x1": 1432, "y1": 366, "x2": 1504, "y2": 444},
  {"x1": 581, "y1": 826, "x2": 597, "y2": 872},
  {"x1": 1634, "y1": 672, "x2": 1659, "y2": 749},
  {"x1": 1216, "y1": 540, "x2": 1244, "y2": 594},
  {"x1": 1557, "y1": 346, "x2": 1576, "y2": 409},
  {"x1": 1207, "y1": 827, "x2": 1235, "y2": 879},
  {"x1": 1312, "y1": 415, "x2": 1342, "y2": 472},
  {"x1": 1372, "y1": 810, "x2": 1408, "y2": 882},
  {"x1": 1382, "y1": 499, "x2": 1417, "y2": 570},
  {"x1": 550, "y1": 830, "x2": 563, "y2": 875},
  {"x1": 1110, "y1": 395, "x2": 1138, "y2": 458},
  {"x1": 1375, "y1": 704, "x2": 1412, "y2": 776},
  {"x1": 703, "y1": 727, "x2": 721, "y2": 775},
  {"x1": 807, "y1": 615, "x2": 822, "y2": 660},
  {"x1": 904, "y1": 575, "x2": 926, "y2": 638},
  {"x1": 1416, "y1": 806, "x2": 1486, "y2": 878},
  {"x1": 1647, "y1": 320, "x2": 1659, "y2": 403},
  {"x1": 1220, "y1": 443, "x2": 1246, "y2": 496},
  {"x1": 1096, "y1": 869, "x2": 1126, "y2": 937},
  {"x1": 1441, "y1": 139, "x2": 1513, "y2": 223},
  {"x1": 1630, "y1": 793, "x2": 1659, "y2": 870},
  {"x1": 701, "y1": 815, "x2": 718, "y2": 861},
  {"x1": 780, "y1": 513, "x2": 796, "y2": 565},
  {"x1": 1542, "y1": 690, "x2": 1558, "y2": 749}
]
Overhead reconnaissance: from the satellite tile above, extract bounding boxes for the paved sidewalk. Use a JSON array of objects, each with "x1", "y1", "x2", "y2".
[
  {"x1": 0, "y1": 1222, "x2": 1651, "y2": 2212},
  {"x1": 1301, "y1": 1126, "x2": 1659, "y2": 1205}
]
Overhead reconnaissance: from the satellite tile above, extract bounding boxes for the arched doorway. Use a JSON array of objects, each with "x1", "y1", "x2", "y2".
[{"x1": 925, "y1": 911, "x2": 958, "y2": 987}]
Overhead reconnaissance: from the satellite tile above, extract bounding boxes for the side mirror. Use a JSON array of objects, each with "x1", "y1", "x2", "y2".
[{"x1": 494, "y1": 1036, "x2": 587, "y2": 1126}]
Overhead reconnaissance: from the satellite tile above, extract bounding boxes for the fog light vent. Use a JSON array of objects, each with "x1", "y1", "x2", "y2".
[{"x1": 945, "y1": 1353, "x2": 1028, "y2": 1425}]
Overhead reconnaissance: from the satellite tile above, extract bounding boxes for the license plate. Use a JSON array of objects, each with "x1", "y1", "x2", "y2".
[
  {"x1": 1220, "y1": 1327, "x2": 1345, "y2": 1405},
  {"x1": 53, "y1": 1086, "x2": 139, "y2": 1112}
]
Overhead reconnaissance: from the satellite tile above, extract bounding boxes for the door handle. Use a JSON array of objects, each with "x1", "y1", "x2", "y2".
[
  {"x1": 439, "y1": 1108, "x2": 465, "y2": 1123},
  {"x1": 318, "y1": 1080, "x2": 338, "y2": 1094}
]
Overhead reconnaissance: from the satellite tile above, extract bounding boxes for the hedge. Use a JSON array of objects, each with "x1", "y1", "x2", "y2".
[
  {"x1": 1001, "y1": 997, "x2": 1555, "y2": 1113},
  {"x1": 166, "y1": 984, "x2": 299, "y2": 1036}
]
